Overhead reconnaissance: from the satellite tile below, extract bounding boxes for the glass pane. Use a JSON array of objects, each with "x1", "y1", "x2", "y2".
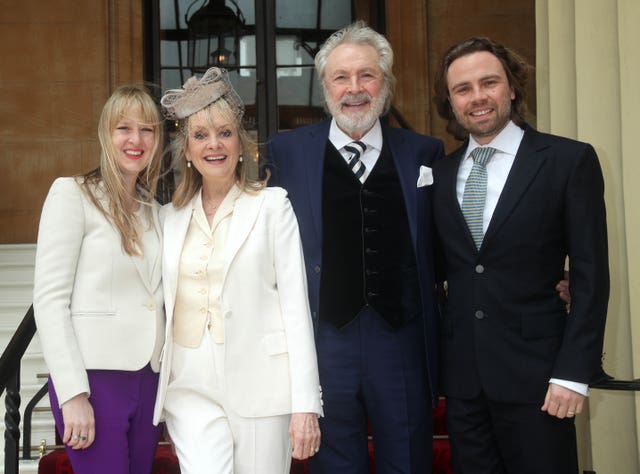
[
  {"x1": 275, "y1": 0, "x2": 350, "y2": 29},
  {"x1": 235, "y1": 0, "x2": 255, "y2": 24},
  {"x1": 276, "y1": 0, "x2": 318, "y2": 29},
  {"x1": 160, "y1": 40, "x2": 181, "y2": 67},
  {"x1": 159, "y1": 0, "x2": 256, "y2": 110},
  {"x1": 274, "y1": 0, "x2": 351, "y2": 118},
  {"x1": 320, "y1": 0, "x2": 351, "y2": 30}
]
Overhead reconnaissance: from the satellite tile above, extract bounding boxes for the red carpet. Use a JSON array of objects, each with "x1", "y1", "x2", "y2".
[{"x1": 39, "y1": 403, "x2": 452, "y2": 474}]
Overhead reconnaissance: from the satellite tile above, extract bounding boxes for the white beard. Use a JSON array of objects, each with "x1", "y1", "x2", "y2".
[{"x1": 326, "y1": 91, "x2": 387, "y2": 138}]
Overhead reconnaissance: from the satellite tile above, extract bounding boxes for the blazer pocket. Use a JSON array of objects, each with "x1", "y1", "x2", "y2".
[
  {"x1": 262, "y1": 331, "x2": 288, "y2": 356},
  {"x1": 520, "y1": 312, "x2": 566, "y2": 339},
  {"x1": 71, "y1": 311, "x2": 116, "y2": 318}
]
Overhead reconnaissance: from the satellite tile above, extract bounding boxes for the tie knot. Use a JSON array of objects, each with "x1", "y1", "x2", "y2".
[
  {"x1": 344, "y1": 141, "x2": 366, "y2": 158},
  {"x1": 470, "y1": 146, "x2": 497, "y2": 166}
]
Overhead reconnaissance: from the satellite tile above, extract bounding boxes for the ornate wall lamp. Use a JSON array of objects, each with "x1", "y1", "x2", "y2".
[{"x1": 186, "y1": 0, "x2": 247, "y2": 71}]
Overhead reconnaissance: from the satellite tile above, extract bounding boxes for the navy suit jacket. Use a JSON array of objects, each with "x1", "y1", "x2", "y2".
[
  {"x1": 267, "y1": 118, "x2": 444, "y2": 399},
  {"x1": 433, "y1": 125, "x2": 609, "y2": 403}
]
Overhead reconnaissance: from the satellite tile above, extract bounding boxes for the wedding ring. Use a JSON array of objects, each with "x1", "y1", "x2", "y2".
[
  {"x1": 72, "y1": 435, "x2": 79, "y2": 441},
  {"x1": 567, "y1": 411, "x2": 575, "y2": 416},
  {"x1": 314, "y1": 447, "x2": 319, "y2": 453}
]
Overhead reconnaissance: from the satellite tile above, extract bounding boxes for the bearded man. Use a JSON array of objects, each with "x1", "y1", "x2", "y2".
[
  {"x1": 431, "y1": 37, "x2": 609, "y2": 474},
  {"x1": 267, "y1": 21, "x2": 444, "y2": 474}
]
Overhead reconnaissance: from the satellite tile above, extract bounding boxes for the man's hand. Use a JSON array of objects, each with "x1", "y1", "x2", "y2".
[
  {"x1": 541, "y1": 383, "x2": 584, "y2": 419},
  {"x1": 556, "y1": 270, "x2": 571, "y2": 312}
]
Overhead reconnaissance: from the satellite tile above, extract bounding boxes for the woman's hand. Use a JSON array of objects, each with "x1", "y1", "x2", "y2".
[
  {"x1": 61, "y1": 393, "x2": 95, "y2": 450},
  {"x1": 289, "y1": 412, "x2": 321, "y2": 460}
]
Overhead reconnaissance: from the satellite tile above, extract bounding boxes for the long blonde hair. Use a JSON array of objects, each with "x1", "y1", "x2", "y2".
[{"x1": 82, "y1": 84, "x2": 164, "y2": 255}]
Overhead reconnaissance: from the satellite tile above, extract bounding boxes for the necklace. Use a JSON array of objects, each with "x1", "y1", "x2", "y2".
[{"x1": 202, "y1": 195, "x2": 223, "y2": 217}]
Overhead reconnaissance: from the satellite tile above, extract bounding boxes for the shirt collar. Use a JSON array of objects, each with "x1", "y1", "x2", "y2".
[
  {"x1": 465, "y1": 120, "x2": 525, "y2": 160},
  {"x1": 193, "y1": 182, "x2": 242, "y2": 232},
  {"x1": 329, "y1": 118, "x2": 383, "y2": 153}
]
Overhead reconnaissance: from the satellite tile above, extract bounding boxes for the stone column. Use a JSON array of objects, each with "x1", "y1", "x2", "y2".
[{"x1": 536, "y1": 1, "x2": 640, "y2": 472}]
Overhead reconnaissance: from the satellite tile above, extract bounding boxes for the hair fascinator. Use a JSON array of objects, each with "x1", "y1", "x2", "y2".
[{"x1": 160, "y1": 67, "x2": 244, "y2": 120}]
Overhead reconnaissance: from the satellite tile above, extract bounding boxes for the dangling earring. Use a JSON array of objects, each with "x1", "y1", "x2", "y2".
[
  {"x1": 238, "y1": 154, "x2": 243, "y2": 162},
  {"x1": 186, "y1": 160, "x2": 192, "y2": 168}
]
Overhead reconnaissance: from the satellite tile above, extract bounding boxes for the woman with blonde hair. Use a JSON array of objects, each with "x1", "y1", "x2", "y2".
[
  {"x1": 33, "y1": 84, "x2": 165, "y2": 474},
  {"x1": 153, "y1": 67, "x2": 322, "y2": 474}
]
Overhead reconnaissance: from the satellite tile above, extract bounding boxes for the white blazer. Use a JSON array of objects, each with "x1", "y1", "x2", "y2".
[
  {"x1": 153, "y1": 186, "x2": 322, "y2": 423},
  {"x1": 33, "y1": 177, "x2": 165, "y2": 406}
]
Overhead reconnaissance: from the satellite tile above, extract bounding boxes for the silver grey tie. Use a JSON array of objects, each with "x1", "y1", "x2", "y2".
[{"x1": 461, "y1": 147, "x2": 497, "y2": 249}]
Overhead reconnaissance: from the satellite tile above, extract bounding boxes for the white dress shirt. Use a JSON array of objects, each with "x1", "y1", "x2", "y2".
[
  {"x1": 329, "y1": 119, "x2": 383, "y2": 181},
  {"x1": 456, "y1": 121, "x2": 588, "y2": 397}
]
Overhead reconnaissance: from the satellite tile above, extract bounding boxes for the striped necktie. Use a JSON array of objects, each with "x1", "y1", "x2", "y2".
[
  {"x1": 344, "y1": 141, "x2": 367, "y2": 183},
  {"x1": 461, "y1": 146, "x2": 497, "y2": 249}
]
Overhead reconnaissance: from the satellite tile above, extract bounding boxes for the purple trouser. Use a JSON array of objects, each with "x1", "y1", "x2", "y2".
[{"x1": 48, "y1": 364, "x2": 161, "y2": 474}]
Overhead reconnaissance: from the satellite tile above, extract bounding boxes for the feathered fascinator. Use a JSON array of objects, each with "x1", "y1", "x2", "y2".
[{"x1": 160, "y1": 67, "x2": 244, "y2": 120}]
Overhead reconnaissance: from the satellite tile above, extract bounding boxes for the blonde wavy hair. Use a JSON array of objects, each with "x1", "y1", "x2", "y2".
[
  {"x1": 171, "y1": 97, "x2": 265, "y2": 208},
  {"x1": 82, "y1": 84, "x2": 164, "y2": 256}
]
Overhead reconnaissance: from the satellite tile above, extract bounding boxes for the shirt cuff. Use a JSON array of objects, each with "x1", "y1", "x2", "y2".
[{"x1": 549, "y1": 378, "x2": 590, "y2": 397}]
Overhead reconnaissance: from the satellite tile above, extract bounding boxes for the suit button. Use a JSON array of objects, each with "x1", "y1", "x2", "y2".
[
  {"x1": 314, "y1": 265, "x2": 321, "y2": 274},
  {"x1": 475, "y1": 265, "x2": 485, "y2": 274},
  {"x1": 475, "y1": 310, "x2": 485, "y2": 320}
]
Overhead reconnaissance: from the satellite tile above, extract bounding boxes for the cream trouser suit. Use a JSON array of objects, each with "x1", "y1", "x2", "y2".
[{"x1": 158, "y1": 187, "x2": 322, "y2": 474}]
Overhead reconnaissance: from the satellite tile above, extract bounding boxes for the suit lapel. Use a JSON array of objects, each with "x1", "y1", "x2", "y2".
[
  {"x1": 384, "y1": 126, "x2": 420, "y2": 248},
  {"x1": 443, "y1": 146, "x2": 478, "y2": 250},
  {"x1": 483, "y1": 128, "x2": 548, "y2": 246},
  {"x1": 163, "y1": 200, "x2": 194, "y2": 316},
  {"x1": 147, "y1": 202, "x2": 163, "y2": 291},
  {"x1": 222, "y1": 191, "x2": 265, "y2": 284},
  {"x1": 105, "y1": 197, "x2": 161, "y2": 295},
  {"x1": 304, "y1": 120, "x2": 331, "y2": 243},
  {"x1": 128, "y1": 243, "x2": 152, "y2": 294}
]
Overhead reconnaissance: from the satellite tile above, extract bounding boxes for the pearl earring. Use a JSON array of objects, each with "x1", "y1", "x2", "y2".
[
  {"x1": 239, "y1": 154, "x2": 244, "y2": 162},
  {"x1": 186, "y1": 160, "x2": 191, "y2": 168}
]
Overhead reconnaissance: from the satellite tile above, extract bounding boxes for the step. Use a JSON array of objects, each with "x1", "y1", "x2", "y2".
[
  {"x1": 0, "y1": 302, "x2": 33, "y2": 333},
  {"x1": 21, "y1": 460, "x2": 40, "y2": 473},
  {"x1": 0, "y1": 282, "x2": 34, "y2": 303},
  {"x1": 0, "y1": 261, "x2": 34, "y2": 281},
  {"x1": 0, "y1": 325, "x2": 41, "y2": 354},
  {"x1": 0, "y1": 244, "x2": 36, "y2": 265},
  {"x1": 0, "y1": 334, "x2": 44, "y2": 387}
]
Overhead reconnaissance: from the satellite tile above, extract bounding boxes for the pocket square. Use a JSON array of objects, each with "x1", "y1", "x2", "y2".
[{"x1": 417, "y1": 165, "x2": 433, "y2": 187}]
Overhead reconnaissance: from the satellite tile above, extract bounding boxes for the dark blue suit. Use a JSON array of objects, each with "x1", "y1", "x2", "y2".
[
  {"x1": 433, "y1": 126, "x2": 609, "y2": 474},
  {"x1": 267, "y1": 118, "x2": 443, "y2": 473}
]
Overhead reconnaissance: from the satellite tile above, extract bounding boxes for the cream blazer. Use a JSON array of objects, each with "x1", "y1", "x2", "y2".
[
  {"x1": 33, "y1": 177, "x2": 165, "y2": 406},
  {"x1": 153, "y1": 186, "x2": 322, "y2": 423}
]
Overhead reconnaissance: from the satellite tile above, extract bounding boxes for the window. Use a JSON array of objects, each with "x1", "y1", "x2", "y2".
[{"x1": 144, "y1": 0, "x2": 380, "y2": 198}]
